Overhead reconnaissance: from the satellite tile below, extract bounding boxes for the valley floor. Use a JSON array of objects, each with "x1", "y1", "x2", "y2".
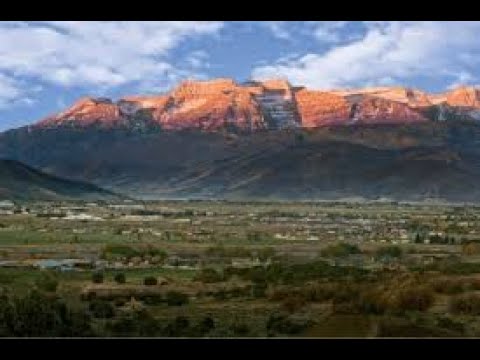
[{"x1": 1, "y1": 199, "x2": 480, "y2": 337}]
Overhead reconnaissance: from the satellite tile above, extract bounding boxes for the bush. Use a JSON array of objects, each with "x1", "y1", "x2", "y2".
[
  {"x1": 194, "y1": 268, "x2": 224, "y2": 283},
  {"x1": 230, "y1": 320, "x2": 250, "y2": 336},
  {"x1": 320, "y1": 243, "x2": 361, "y2": 258},
  {"x1": 436, "y1": 316, "x2": 465, "y2": 334},
  {"x1": 163, "y1": 316, "x2": 191, "y2": 337},
  {"x1": 92, "y1": 272, "x2": 104, "y2": 284},
  {"x1": 266, "y1": 312, "x2": 312, "y2": 336},
  {"x1": 252, "y1": 282, "x2": 267, "y2": 298},
  {"x1": 0, "y1": 290, "x2": 93, "y2": 337},
  {"x1": 375, "y1": 245, "x2": 403, "y2": 259},
  {"x1": 432, "y1": 278, "x2": 466, "y2": 294},
  {"x1": 141, "y1": 294, "x2": 164, "y2": 306},
  {"x1": 449, "y1": 294, "x2": 480, "y2": 315},
  {"x1": 108, "y1": 309, "x2": 161, "y2": 337},
  {"x1": 462, "y1": 242, "x2": 480, "y2": 256},
  {"x1": 377, "y1": 317, "x2": 459, "y2": 337},
  {"x1": 89, "y1": 300, "x2": 115, "y2": 319},
  {"x1": 143, "y1": 276, "x2": 158, "y2": 286},
  {"x1": 35, "y1": 271, "x2": 59, "y2": 293},
  {"x1": 257, "y1": 247, "x2": 276, "y2": 262},
  {"x1": 190, "y1": 315, "x2": 216, "y2": 337},
  {"x1": 114, "y1": 273, "x2": 126, "y2": 284},
  {"x1": 166, "y1": 291, "x2": 189, "y2": 306},
  {"x1": 394, "y1": 287, "x2": 434, "y2": 312},
  {"x1": 281, "y1": 294, "x2": 307, "y2": 313},
  {"x1": 337, "y1": 281, "x2": 434, "y2": 315}
]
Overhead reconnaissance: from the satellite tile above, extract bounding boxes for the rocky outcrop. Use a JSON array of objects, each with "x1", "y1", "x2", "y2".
[
  {"x1": 444, "y1": 86, "x2": 480, "y2": 107},
  {"x1": 38, "y1": 97, "x2": 123, "y2": 128},
  {"x1": 332, "y1": 87, "x2": 432, "y2": 108},
  {"x1": 295, "y1": 90, "x2": 350, "y2": 127},
  {"x1": 35, "y1": 79, "x2": 480, "y2": 132}
]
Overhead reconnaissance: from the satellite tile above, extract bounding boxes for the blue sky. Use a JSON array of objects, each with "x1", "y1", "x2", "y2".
[{"x1": 1, "y1": 21, "x2": 480, "y2": 131}]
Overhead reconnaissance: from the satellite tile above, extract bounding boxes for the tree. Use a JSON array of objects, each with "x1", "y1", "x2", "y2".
[
  {"x1": 0, "y1": 290, "x2": 94, "y2": 337},
  {"x1": 414, "y1": 233, "x2": 422, "y2": 244},
  {"x1": 143, "y1": 276, "x2": 158, "y2": 286},
  {"x1": 35, "y1": 271, "x2": 59, "y2": 293},
  {"x1": 92, "y1": 272, "x2": 104, "y2": 284},
  {"x1": 375, "y1": 245, "x2": 403, "y2": 259},
  {"x1": 114, "y1": 273, "x2": 126, "y2": 284},
  {"x1": 89, "y1": 300, "x2": 115, "y2": 319},
  {"x1": 166, "y1": 291, "x2": 189, "y2": 306}
]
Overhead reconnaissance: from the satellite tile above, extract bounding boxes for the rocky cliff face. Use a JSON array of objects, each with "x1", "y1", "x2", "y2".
[
  {"x1": 444, "y1": 86, "x2": 480, "y2": 107},
  {"x1": 36, "y1": 79, "x2": 480, "y2": 132}
]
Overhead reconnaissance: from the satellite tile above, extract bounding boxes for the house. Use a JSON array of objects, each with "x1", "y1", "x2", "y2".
[{"x1": 0, "y1": 200, "x2": 15, "y2": 215}]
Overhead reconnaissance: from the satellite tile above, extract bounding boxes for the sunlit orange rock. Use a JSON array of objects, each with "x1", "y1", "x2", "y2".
[
  {"x1": 38, "y1": 97, "x2": 123, "y2": 128},
  {"x1": 444, "y1": 86, "x2": 480, "y2": 107},
  {"x1": 37, "y1": 78, "x2": 476, "y2": 132}
]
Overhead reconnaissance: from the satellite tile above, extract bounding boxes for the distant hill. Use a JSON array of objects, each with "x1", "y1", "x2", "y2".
[{"x1": 0, "y1": 159, "x2": 119, "y2": 201}]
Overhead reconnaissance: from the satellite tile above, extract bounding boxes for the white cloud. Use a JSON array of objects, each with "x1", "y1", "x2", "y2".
[
  {"x1": 0, "y1": 21, "x2": 223, "y2": 105},
  {"x1": 252, "y1": 21, "x2": 480, "y2": 90},
  {"x1": 185, "y1": 50, "x2": 210, "y2": 69},
  {"x1": 262, "y1": 22, "x2": 292, "y2": 40},
  {"x1": 310, "y1": 21, "x2": 350, "y2": 43},
  {"x1": 0, "y1": 74, "x2": 22, "y2": 108}
]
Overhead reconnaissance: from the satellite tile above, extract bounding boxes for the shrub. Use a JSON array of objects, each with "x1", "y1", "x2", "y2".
[
  {"x1": 92, "y1": 272, "x2": 104, "y2": 284},
  {"x1": 449, "y1": 294, "x2": 480, "y2": 315},
  {"x1": 35, "y1": 271, "x2": 59, "y2": 293},
  {"x1": 320, "y1": 243, "x2": 361, "y2": 258},
  {"x1": 461, "y1": 242, "x2": 480, "y2": 256},
  {"x1": 375, "y1": 245, "x2": 403, "y2": 259},
  {"x1": 108, "y1": 309, "x2": 161, "y2": 337},
  {"x1": 393, "y1": 287, "x2": 434, "y2": 312},
  {"x1": 89, "y1": 300, "x2": 115, "y2": 319},
  {"x1": 163, "y1": 316, "x2": 191, "y2": 337},
  {"x1": 281, "y1": 294, "x2": 307, "y2": 313},
  {"x1": 432, "y1": 278, "x2": 466, "y2": 294},
  {"x1": 194, "y1": 268, "x2": 224, "y2": 283},
  {"x1": 230, "y1": 320, "x2": 249, "y2": 336},
  {"x1": 194, "y1": 315, "x2": 215, "y2": 336},
  {"x1": 114, "y1": 273, "x2": 126, "y2": 284},
  {"x1": 166, "y1": 291, "x2": 189, "y2": 306},
  {"x1": 266, "y1": 312, "x2": 312, "y2": 335},
  {"x1": 376, "y1": 318, "x2": 459, "y2": 337},
  {"x1": 141, "y1": 294, "x2": 164, "y2": 306},
  {"x1": 436, "y1": 316, "x2": 465, "y2": 334},
  {"x1": 257, "y1": 247, "x2": 276, "y2": 262},
  {"x1": 252, "y1": 282, "x2": 267, "y2": 298},
  {"x1": 0, "y1": 290, "x2": 94, "y2": 337},
  {"x1": 143, "y1": 276, "x2": 158, "y2": 286}
]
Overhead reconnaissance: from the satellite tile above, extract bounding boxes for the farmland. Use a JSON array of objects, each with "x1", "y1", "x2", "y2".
[{"x1": 2, "y1": 199, "x2": 480, "y2": 337}]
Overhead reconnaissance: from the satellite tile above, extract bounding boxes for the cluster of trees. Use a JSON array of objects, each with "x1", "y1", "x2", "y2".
[
  {"x1": 0, "y1": 290, "x2": 94, "y2": 337},
  {"x1": 100, "y1": 244, "x2": 167, "y2": 263}
]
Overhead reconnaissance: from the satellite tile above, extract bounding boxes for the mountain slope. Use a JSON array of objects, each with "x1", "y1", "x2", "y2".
[
  {"x1": 0, "y1": 159, "x2": 119, "y2": 201},
  {"x1": 2, "y1": 78, "x2": 480, "y2": 202},
  {"x1": 2, "y1": 122, "x2": 480, "y2": 202}
]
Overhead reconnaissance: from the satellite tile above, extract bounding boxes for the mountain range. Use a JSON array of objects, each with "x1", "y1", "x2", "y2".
[{"x1": 2, "y1": 78, "x2": 480, "y2": 202}]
